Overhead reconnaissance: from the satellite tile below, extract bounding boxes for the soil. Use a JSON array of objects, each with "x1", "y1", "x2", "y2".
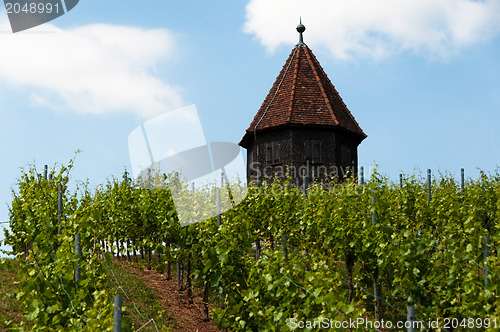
[{"x1": 119, "y1": 260, "x2": 219, "y2": 332}]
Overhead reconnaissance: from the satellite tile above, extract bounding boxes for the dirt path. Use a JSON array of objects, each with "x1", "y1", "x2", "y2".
[{"x1": 119, "y1": 260, "x2": 219, "y2": 332}]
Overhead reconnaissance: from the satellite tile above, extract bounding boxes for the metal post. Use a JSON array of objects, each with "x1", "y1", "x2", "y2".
[
  {"x1": 216, "y1": 187, "x2": 221, "y2": 228},
  {"x1": 281, "y1": 236, "x2": 288, "y2": 262},
  {"x1": 427, "y1": 169, "x2": 432, "y2": 202},
  {"x1": 44, "y1": 165, "x2": 48, "y2": 180},
  {"x1": 302, "y1": 173, "x2": 307, "y2": 197},
  {"x1": 461, "y1": 168, "x2": 465, "y2": 191},
  {"x1": 371, "y1": 189, "x2": 376, "y2": 224},
  {"x1": 215, "y1": 186, "x2": 224, "y2": 307},
  {"x1": 407, "y1": 305, "x2": 416, "y2": 332},
  {"x1": 176, "y1": 238, "x2": 182, "y2": 290},
  {"x1": 360, "y1": 166, "x2": 364, "y2": 187},
  {"x1": 113, "y1": 295, "x2": 122, "y2": 332},
  {"x1": 371, "y1": 187, "x2": 381, "y2": 324},
  {"x1": 255, "y1": 239, "x2": 260, "y2": 260},
  {"x1": 484, "y1": 235, "x2": 490, "y2": 288},
  {"x1": 400, "y1": 174, "x2": 403, "y2": 189},
  {"x1": 57, "y1": 184, "x2": 63, "y2": 235},
  {"x1": 75, "y1": 234, "x2": 81, "y2": 285},
  {"x1": 373, "y1": 266, "x2": 381, "y2": 324}
]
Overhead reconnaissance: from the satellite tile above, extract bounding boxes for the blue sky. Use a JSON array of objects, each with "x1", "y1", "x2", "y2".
[{"x1": 1, "y1": 0, "x2": 500, "y2": 251}]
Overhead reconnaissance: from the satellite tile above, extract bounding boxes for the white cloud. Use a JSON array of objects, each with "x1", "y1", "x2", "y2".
[
  {"x1": 244, "y1": 0, "x2": 500, "y2": 60},
  {"x1": 0, "y1": 16, "x2": 184, "y2": 118}
]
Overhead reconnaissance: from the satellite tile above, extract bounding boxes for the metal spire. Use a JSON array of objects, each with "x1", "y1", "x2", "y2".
[{"x1": 296, "y1": 17, "x2": 306, "y2": 46}]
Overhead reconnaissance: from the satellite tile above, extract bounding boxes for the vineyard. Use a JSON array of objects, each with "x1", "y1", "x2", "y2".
[{"x1": 3, "y1": 159, "x2": 500, "y2": 331}]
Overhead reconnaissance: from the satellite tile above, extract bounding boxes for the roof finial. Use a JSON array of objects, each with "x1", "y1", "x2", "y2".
[{"x1": 296, "y1": 17, "x2": 306, "y2": 46}]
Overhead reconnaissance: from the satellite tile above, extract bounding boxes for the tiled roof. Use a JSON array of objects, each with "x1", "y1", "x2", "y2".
[{"x1": 239, "y1": 43, "x2": 367, "y2": 147}]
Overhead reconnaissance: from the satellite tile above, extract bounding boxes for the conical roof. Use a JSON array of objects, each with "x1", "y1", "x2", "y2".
[{"x1": 239, "y1": 26, "x2": 366, "y2": 148}]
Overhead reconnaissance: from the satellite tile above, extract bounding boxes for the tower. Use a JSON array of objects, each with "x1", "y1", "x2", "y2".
[{"x1": 239, "y1": 22, "x2": 366, "y2": 186}]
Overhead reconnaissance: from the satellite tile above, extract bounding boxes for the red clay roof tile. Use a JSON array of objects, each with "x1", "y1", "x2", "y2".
[{"x1": 240, "y1": 44, "x2": 366, "y2": 147}]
